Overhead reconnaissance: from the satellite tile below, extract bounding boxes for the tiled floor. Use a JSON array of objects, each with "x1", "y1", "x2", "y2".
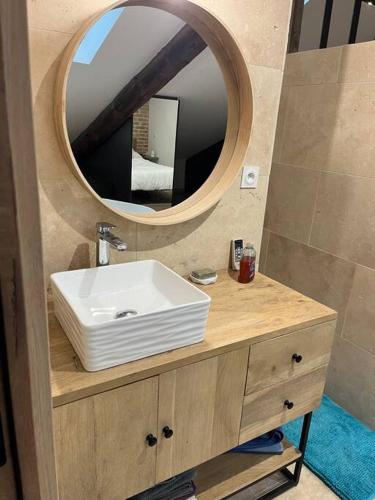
[
  {"x1": 229, "y1": 466, "x2": 338, "y2": 499},
  {"x1": 278, "y1": 467, "x2": 338, "y2": 499}
]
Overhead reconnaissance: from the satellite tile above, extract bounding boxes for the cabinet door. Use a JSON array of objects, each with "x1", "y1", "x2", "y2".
[
  {"x1": 54, "y1": 377, "x2": 158, "y2": 500},
  {"x1": 156, "y1": 348, "x2": 249, "y2": 482}
]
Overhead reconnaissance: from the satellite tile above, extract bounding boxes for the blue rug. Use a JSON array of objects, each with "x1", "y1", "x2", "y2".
[{"x1": 283, "y1": 395, "x2": 375, "y2": 500}]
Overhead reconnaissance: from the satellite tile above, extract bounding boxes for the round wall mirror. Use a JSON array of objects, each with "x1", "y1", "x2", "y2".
[{"x1": 56, "y1": 0, "x2": 252, "y2": 225}]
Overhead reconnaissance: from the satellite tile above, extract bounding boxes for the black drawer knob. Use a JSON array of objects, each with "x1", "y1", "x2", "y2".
[
  {"x1": 162, "y1": 426, "x2": 174, "y2": 439},
  {"x1": 146, "y1": 434, "x2": 158, "y2": 447},
  {"x1": 284, "y1": 400, "x2": 294, "y2": 410},
  {"x1": 292, "y1": 353, "x2": 303, "y2": 363}
]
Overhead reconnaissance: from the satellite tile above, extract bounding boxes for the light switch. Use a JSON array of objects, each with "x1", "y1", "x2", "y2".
[{"x1": 241, "y1": 166, "x2": 259, "y2": 189}]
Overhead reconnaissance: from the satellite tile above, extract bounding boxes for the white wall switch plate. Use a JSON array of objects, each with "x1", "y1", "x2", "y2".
[{"x1": 241, "y1": 166, "x2": 259, "y2": 189}]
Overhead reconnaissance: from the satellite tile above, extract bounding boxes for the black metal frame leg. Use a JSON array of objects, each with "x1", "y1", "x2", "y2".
[
  {"x1": 222, "y1": 412, "x2": 313, "y2": 500},
  {"x1": 256, "y1": 412, "x2": 313, "y2": 499}
]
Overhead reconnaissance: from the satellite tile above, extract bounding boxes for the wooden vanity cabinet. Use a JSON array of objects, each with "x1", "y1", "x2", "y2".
[
  {"x1": 50, "y1": 272, "x2": 337, "y2": 499},
  {"x1": 53, "y1": 349, "x2": 249, "y2": 500}
]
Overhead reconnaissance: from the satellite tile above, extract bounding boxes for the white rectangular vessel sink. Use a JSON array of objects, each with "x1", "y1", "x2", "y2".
[{"x1": 51, "y1": 260, "x2": 211, "y2": 371}]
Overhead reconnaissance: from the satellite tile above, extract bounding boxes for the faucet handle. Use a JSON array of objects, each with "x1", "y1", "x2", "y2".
[{"x1": 96, "y1": 222, "x2": 116, "y2": 234}]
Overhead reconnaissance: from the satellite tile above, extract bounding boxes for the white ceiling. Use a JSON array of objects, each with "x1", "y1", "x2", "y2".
[{"x1": 66, "y1": 6, "x2": 227, "y2": 160}]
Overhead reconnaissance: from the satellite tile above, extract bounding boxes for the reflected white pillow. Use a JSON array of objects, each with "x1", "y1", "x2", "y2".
[{"x1": 103, "y1": 198, "x2": 155, "y2": 214}]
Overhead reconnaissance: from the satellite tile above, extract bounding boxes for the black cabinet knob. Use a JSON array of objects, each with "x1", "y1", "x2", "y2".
[
  {"x1": 292, "y1": 353, "x2": 303, "y2": 363},
  {"x1": 146, "y1": 434, "x2": 158, "y2": 447},
  {"x1": 162, "y1": 426, "x2": 174, "y2": 439},
  {"x1": 284, "y1": 400, "x2": 294, "y2": 410}
]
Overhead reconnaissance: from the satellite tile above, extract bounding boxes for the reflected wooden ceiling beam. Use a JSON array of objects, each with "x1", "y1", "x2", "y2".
[{"x1": 72, "y1": 24, "x2": 207, "y2": 159}]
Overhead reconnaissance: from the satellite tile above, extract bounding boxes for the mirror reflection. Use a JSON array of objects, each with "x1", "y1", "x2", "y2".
[{"x1": 66, "y1": 6, "x2": 228, "y2": 214}]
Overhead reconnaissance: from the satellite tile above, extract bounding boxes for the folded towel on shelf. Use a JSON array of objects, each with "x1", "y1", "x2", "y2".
[
  {"x1": 175, "y1": 488, "x2": 196, "y2": 500},
  {"x1": 237, "y1": 441, "x2": 284, "y2": 454},
  {"x1": 128, "y1": 469, "x2": 196, "y2": 500},
  {"x1": 230, "y1": 428, "x2": 284, "y2": 455}
]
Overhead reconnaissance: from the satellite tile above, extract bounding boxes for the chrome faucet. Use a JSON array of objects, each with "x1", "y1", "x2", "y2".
[{"x1": 96, "y1": 222, "x2": 127, "y2": 266}]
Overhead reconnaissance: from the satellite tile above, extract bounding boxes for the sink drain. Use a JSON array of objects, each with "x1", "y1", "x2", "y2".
[{"x1": 115, "y1": 310, "x2": 138, "y2": 319}]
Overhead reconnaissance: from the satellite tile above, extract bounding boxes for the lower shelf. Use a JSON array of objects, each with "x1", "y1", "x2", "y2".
[{"x1": 195, "y1": 440, "x2": 301, "y2": 499}]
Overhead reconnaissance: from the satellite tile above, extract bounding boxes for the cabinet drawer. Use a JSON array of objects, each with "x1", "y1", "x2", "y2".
[
  {"x1": 240, "y1": 366, "x2": 327, "y2": 443},
  {"x1": 246, "y1": 321, "x2": 335, "y2": 394}
]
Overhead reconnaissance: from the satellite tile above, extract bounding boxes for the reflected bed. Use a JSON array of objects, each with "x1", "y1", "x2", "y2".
[{"x1": 131, "y1": 152, "x2": 174, "y2": 191}]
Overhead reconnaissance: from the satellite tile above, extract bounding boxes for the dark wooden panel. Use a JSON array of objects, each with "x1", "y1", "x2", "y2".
[
  {"x1": 288, "y1": 0, "x2": 304, "y2": 53},
  {"x1": 72, "y1": 24, "x2": 207, "y2": 159},
  {"x1": 320, "y1": 0, "x2": 334, "y2": 49},
  {"x1": 174, "y1": 140, "x2": 223, "y2": 205},
  {"x1": 80, "y1": 118, "x2": 133, "y2": 202}
]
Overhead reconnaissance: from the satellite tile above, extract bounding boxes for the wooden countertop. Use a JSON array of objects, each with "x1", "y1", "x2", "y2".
[{"x1": 49, "y1": 271, "x2": 336, "y2": 407}]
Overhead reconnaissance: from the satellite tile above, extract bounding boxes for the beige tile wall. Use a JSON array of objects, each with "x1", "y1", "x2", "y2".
[
  {"x1": 27, "y1": 0, "x2": 292, "y2": 281},
  {"x1": 261, "y1": 42, "x2": 375, "y2": 429}
]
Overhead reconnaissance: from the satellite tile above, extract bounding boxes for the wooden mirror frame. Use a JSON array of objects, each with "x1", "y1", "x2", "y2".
[{"x1": 55, "y1": 0, "x2": 253, "y2": 226}]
